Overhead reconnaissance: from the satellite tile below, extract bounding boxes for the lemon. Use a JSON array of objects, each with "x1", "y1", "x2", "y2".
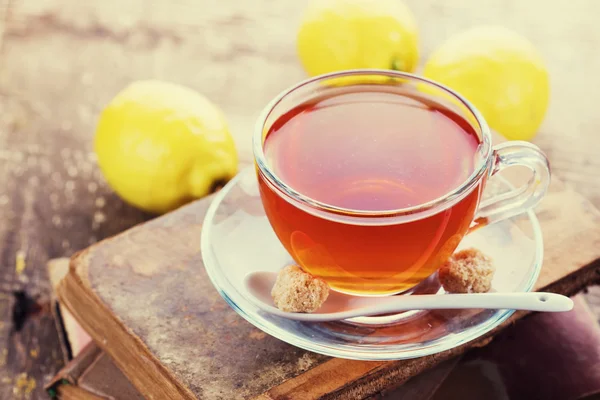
[
  {"x1": 423, "y1": 26, "x2": 550, "y2": 141},
  {"x1": 94, "y1": 80, "x2": 238, "y2": 214},
  {"x1": 297, "y1": 0, "x2": 419, "y2": 76}
]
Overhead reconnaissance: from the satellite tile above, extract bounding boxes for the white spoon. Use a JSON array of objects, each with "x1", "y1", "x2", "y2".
[{"x1": 244, "y1": 271, "x2": 574, "y2": 322}]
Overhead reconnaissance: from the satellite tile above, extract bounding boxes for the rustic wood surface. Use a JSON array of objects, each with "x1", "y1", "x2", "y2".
[{"x1": 0, "y1": 0, "x2": 599, "y2": 398}]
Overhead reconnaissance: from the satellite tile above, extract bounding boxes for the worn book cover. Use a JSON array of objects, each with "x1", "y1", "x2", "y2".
[{"x1": 50, "y1": 178, "x2": 600, "y2": 399}]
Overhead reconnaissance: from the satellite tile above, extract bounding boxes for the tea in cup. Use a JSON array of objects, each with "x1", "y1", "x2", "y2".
[{"x1": 254, "y1": 70, "x2": 550, "y2": 296}]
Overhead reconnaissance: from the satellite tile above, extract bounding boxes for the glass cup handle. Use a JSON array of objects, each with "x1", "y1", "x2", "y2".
[{"x1": 475, "y1": 141, "x2": 551, "y2": 226}]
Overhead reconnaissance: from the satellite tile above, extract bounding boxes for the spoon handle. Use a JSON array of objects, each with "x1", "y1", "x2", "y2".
[{"x1": 357, "y1": 292, "x2": 573, "y2": 317}]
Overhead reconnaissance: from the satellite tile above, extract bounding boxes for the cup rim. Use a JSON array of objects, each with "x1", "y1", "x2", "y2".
[{"x1": 252, "y1": 69, "x2": 493, "y2": 218}]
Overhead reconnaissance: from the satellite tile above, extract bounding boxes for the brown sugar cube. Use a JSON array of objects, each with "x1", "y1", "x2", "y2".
[
  {"x1": 438, "y1": 248, "x2": 495, "y2": 293},
  {"x1": 271, "y1": 265, "x2": 330, "y2": 313}
]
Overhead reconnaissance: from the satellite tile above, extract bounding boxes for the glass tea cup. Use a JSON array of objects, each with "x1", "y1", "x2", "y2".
[{"x1": 253, "y1": 70, "x2": 550, "y2": 296}]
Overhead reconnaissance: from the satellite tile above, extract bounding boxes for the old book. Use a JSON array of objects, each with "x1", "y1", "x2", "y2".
[
  {"x1": 56, "y1": 179, "x2": 600, "y2": 399},
  {"x1": 47, "y1": 258, "x2": 92, "y2": 360},
  {"x1": 46, "y1": 341, "x2": 144, "y2": 400},
  {"x1": 46, "y1": 258, "x2": 144, "y2": 400},
  {"x1": 46, "y1": 341, "x2": 458, "y2": 400},
  {"x1": 45, "y1": 258, "x2": 456, "y2": 400},
  {"x1": 46, "y1": 283, "x2": 600, "y2": 399}
]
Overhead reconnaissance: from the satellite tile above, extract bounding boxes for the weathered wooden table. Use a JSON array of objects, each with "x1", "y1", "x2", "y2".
[{"x1": 0, "y1": 0, "x2": 599, "y2": 398}]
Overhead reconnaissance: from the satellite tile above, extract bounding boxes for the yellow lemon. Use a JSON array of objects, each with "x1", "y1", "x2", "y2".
[
  {"x1": 423, "y1": 26, "x2": 550, "y2": 141},
  {"x1": 94, "y1": 80, "x2": 238, "y2": 214},
  {"x1": 297, "y1": 0, "x2": 419, "y2": 77}
]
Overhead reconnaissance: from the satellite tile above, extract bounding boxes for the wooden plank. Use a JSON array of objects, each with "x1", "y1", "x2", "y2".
[
  {"x1": 0, "y1": 90, "x2": 150, "y2": 398},
  {"x1": 0, "y1": 2, "x2": 153, "y2": 397},
  {"x1": 0, "y1": 0, "x2": 598, "y2": 398}
]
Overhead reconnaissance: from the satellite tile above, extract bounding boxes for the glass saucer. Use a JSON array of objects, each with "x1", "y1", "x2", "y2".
[{"x1": 201, "y1": 167, "x2": 543, "y2": 361}]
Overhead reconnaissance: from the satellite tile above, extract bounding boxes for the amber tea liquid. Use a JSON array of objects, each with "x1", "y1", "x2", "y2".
[{"x1": 258, "y1": 88, "x2": 483, "y2": 295}]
